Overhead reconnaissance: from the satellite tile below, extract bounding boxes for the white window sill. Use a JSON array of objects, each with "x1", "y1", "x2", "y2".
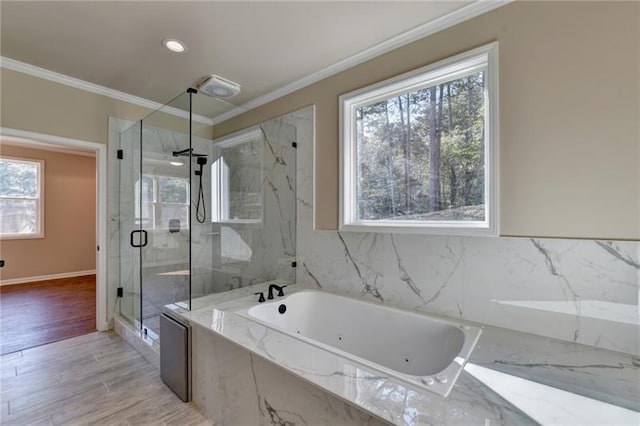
[
  {"x1": 0, "y1": 233, "x2": 45, "y2": 240},
  {"x1": 340, "y1": 221, "x2": 498, "y2": 237}
]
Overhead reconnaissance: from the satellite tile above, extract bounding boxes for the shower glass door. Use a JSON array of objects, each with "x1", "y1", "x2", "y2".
[
  {"x1": 119, "y1": 121, "x2": 142, "y2": 328},
  {"x1": 138, "y1": 92, "x2": 192, "y2": 340}
]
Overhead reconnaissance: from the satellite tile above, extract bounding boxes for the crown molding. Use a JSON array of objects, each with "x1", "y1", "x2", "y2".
[
  {"x1": 0, "y1": 0, "x2": 510, "y2": 128},
  {"x1": 0, "y1": 57, "x2": 215, "y2": 126},
  {"x1": 0, "y1": 135, "x2": 96, "y2": 157},
  {"x1": 210, "y1": 0, "x2": 512, "y2": 125}
]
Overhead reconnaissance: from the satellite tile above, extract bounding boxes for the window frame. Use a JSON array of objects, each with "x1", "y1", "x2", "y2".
[
  {"x1": 0, "y1": 156, "x2": 45, "y2": 239},
  {"x1": 135, "y1": 174, "x2": 190, "y2": 230},
  {"x1": 211, "y1": 127, "x2": 264, "y2": 225},
  {"x1": 339, "y1": 42, "x2": 499, "y2": 236}
]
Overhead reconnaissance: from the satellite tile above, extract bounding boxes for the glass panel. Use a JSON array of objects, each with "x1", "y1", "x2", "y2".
[
  {"x1": 157, "y1": 204, "x2": 188, "y2": 229},
  {"x1": 158, "y1": 177, "x2": 188, "y2": 204},
  {"x1": 141, "y1": 175, "x2": 154, "y2": 203},
  {"x1": 118, "y1": 121, "x2": 142, "y2": 328},
  {"x1": 0, "y1": 199, "x2": 36, "y2": 234},
  {"x1": 355, "y1": 70, "x2": 486, "y2": 222},
  {"x1": 140, "y1": 92, "x2": 192, "y2": 341},
  {"x1": 222, "y1": 137, "x2": 262, "y2": 221},
  {"x1": 117, "y1": 87, "x2": 299, "y2": 340},
  {"x1": 210, "y1": 130, "x2": 264, "y2": 223},
  {"x1": 205, "y1": 121, "x2": 297, "y2": 294},
  {"x1": 134, "y1": 202, "x2": 155, "y2": 228}
]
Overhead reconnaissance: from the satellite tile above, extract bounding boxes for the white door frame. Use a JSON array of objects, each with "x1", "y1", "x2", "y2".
[{"x1": 0, "y1": 127, "x2": 109, "y2": 331}]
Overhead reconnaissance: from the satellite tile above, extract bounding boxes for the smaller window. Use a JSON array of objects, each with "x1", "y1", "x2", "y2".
[
  {"x1": 0, "y1": 157, "x2": 44, "y2": 239},
  {"x1": 135, "y1": 175, "x2": 189, "y2": 230},
  {"x1": 211, "y1": 128, "x2": 263, "y2": 224},
  {"x1": 339, "y1": 43, "x2": 499, "y2": 236}
]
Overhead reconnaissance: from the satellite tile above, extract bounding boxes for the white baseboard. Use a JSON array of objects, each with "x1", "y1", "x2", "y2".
[{"x1": 0, "y1": 270, "x2": 96, "y2": 286}]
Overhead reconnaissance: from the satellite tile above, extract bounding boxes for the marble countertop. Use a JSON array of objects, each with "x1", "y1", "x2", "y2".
[{"x1": 165, "y1": 284, "x2": 640, "y2": 426}]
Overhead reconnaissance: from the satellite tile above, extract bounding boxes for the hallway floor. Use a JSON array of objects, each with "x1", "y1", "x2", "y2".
[
  {"x1": 0, "y1": 331, "x2": 211, "y2": 425},
  {"x1": 0, "y1": 275, "x2": 96, "y2": 355}
]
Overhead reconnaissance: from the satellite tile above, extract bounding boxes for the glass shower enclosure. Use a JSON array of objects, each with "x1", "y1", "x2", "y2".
[{"x1": 116, "y1": 88, "x2": 297, "y2": 341}]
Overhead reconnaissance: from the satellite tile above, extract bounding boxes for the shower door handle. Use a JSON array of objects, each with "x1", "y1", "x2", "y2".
[{"x1": 130, "y1": 230, "x2": 148, "y2": 248}]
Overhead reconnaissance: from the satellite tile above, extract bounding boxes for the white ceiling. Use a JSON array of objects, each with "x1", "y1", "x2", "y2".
[{"x1": 1, "y1": 1, "x2": 472, "y2": 119}]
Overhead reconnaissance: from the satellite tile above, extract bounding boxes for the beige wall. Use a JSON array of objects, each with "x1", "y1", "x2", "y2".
[
  {"x1": 213, "y1": 1, "x2": 640, "y2": 240},
  {"x1": 0, "y1": 69, "x2": 155, "y2": 145},
  {"x1": 0, "y1": 146, "x2": 96, "y2": 280},
  {"x1": 0, "y1": 69, "x2": 213, "y2": 143}
]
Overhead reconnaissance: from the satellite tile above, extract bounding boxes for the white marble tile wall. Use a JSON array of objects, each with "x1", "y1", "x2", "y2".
[
  {"x1": 287, "y1": 106, "x2": 639, "y2": 355},
  {"x1": 189, "y1": 134, "x2": 215, "y2": 300},
  {"x1": 207, "y1": 120, "x2": 297, "y2": 292},
  {"x1": 108, "y1": 113, "x2": 298, "y2": 328}
]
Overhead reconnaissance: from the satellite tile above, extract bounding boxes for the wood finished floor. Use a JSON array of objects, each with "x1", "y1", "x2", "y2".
[
  {"x1": 0, "y1": 275, "x2": 97, "y2": 355},
  {"x1": 0, "y1": 331, "x2": 211, "y2": 425}
]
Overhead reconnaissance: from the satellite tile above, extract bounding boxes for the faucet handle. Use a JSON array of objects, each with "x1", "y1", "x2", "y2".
[
  {"x1": 254, "y1": 292, "x2": 265, "y2": 303},
  {"x1": 277, "y1": 285, "x2": 287, "y2": 297}
]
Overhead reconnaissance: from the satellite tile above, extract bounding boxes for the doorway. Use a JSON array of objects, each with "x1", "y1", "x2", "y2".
[{"x1": 0, "y1": 128, "x2": 107, "y2": 354}]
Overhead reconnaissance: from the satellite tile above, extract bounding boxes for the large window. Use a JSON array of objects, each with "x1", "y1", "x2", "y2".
[
  {"x1": 135, "y1": 175, "x2": 189, "y2": 230},
  {"x1": 340, "y1": 43, "x2": 498, "y2": 235},
  {"x1": 0, "y1": 157, "x2": 44, "y2": 238}
]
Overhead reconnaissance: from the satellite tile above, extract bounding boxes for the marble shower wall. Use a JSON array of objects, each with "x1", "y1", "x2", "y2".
[
  {"x1": 287, "y1": 106, "x2": 639, "y2": 355},
  {"x1": 108, "y1": 114, "x2": 296, "y2": 326},
  {"x1": 206, "y1": 120, "x2": 297, "y2": 293}
]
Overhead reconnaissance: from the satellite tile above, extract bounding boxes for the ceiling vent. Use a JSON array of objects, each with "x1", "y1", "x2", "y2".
[{"x1": 197, "y1": 75, "x2": 241, "y2": 99}]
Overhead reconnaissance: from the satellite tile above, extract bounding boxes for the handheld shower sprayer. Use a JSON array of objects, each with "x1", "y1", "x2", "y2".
[
  {"x1": 172, "y1": 148, "x2": 208, "y2": 223},
  {"x1": 194, "y1": 156, "x2": 207, "y2": 223},
  {"x1": 195, "y1": 156, "x2": 207, "y2": 176}
]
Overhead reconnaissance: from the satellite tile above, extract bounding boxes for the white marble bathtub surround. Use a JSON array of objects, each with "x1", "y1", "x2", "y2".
[
  {"x1": 285, "y1": 106, "x2": 639, "y2": 355},
  {"x1": 471, "y1": 325, "x2": 640, "y2": 413},
  {"x1": 191, "y1": 325, "x2": 391, "y2": 426},
  {"x1": 174, "y1": 288, "x2": 534, "y2": 426},
  {"x1": 175, "y1": 282, "x2": 638, "y2": 425}
]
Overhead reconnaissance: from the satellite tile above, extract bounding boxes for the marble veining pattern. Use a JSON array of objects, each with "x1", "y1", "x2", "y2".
[
  {"x1": 170, "y1": 285, "x2": 535, "y2": 425},
  {"x1": 170, "y1": 282, "x2": 639, "y2": 424},
  {"x1": 107, "y1": 113, "x2": 300, "y2": 334},
  {"x1": 207, "y1": 120, "x2": 297, "y2": 293},
  {"x1": 108, "y1": 106, "x2": 639, "y2": 424},
  {"x1": 287, "y1": 107, "x2": 639, "y2": 355}
]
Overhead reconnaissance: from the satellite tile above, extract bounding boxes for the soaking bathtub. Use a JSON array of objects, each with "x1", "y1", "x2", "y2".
[{"x1": 234, "y1": 288, "x2": 482, "y2": 397}]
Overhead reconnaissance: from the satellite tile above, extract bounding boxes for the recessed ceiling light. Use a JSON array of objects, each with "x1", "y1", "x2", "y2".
[{"x1": 162, "y1": 39, "x2": 187, "y2": 53}]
